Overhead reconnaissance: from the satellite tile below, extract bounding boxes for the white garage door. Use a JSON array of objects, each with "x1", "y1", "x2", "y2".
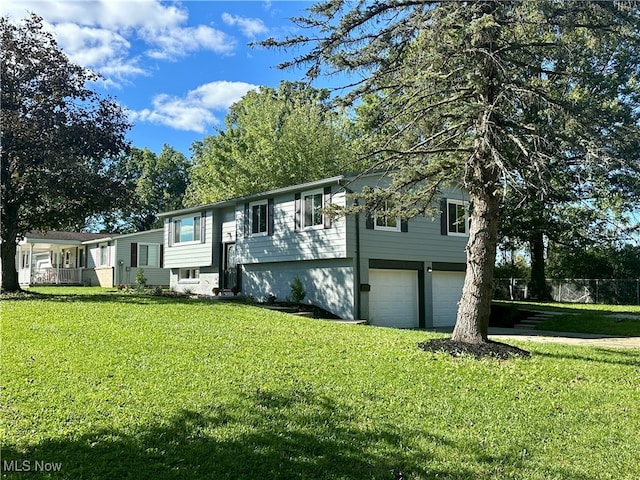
[
  {"x1": 368, "y1": 269, "x2": 419, "y2": 328},
  {"x1": 432, "y1": 271, "x2": 466, "y2": 327}
]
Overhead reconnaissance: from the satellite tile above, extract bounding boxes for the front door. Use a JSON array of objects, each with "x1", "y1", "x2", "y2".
[{"x1": 223, "y1": 243, "x2": 237, "y2": 290}]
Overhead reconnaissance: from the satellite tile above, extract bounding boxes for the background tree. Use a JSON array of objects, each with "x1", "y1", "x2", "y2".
[
  {"x1": 99, "y1": 145, "x2": 190, "y2": 233},
  {"x1": 1, "y1": 14, "x2": 131, "y2": 292},
  {"x1": 263, "y1": 1, "x2": 640, "y2": 344},
  {"x1": 184, "y1": 81, "x2": 353, "y2": 205}
]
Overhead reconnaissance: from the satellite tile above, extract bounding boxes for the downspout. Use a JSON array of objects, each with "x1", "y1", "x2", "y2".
[{"x1": 338, "y1": 179, "x2": 362, "y2": 320}]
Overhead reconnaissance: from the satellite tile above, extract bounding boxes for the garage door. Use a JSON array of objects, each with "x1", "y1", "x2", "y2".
[
  {"x1": 432, "y1": 271, "x2": 466, "y2": 327},
  {"x1": 368, "y1": 269, "x2": 419, "y2": 328}
]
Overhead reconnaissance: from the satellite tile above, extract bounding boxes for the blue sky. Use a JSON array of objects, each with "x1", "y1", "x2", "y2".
[{"x1": 2, "y1": 1, "x2": 325, "y2": 157}]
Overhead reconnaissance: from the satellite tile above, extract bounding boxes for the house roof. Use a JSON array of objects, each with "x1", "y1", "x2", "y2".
[
  {"x1": 81, "y1": 228, "x2": 164, "y2": 244},
  {"x1": 22, "y1": 231, "x2": 112, "y2": 243},
  {"x1": 159, "y1": 174, "x2": 350, "y2": 218}
]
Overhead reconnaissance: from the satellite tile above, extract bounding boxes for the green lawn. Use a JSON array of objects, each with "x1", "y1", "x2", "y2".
[
  {"x1": 495, "y1": 300, "x2": 640, "y2": 336},
  {"x1": 2, "y1": 289, "x2": 640, "y2": 479}
]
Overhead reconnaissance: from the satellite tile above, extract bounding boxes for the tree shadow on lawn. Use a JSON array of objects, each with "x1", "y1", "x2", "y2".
[
  {"x1": 2, "y1": 388, "x2": 497, "y2": 480},
  {"x1": 2, "y1": 290, "x2": 197, "y2": 306},
  {"x1": 3, "y1": 388, "x2": 610, "y2": 480},
  {"x1": 534, "y1": 347, "x2": 640, "y2": 367}
]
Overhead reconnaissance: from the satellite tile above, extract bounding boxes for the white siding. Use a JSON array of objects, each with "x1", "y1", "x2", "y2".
[
  {"x1": 242, "y1": 259, "x2": 355, "y2": 320},
  {"x1": 163, "y1": 209, "x2": 215, "y2": 268},
  {"x1": 114, "y1": 229, "x2": 169, "y2": 287},
  {"x1": 237, "y1": 190, "x2": 347, "y2": 264}
]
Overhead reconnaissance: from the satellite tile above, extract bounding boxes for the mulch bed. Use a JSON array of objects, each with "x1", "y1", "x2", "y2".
[{"x1": 418, "y1": 338, "x2": 531, "y2": 360}]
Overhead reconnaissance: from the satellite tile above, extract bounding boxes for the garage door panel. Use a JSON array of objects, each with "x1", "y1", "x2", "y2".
[
  {"x1": 369, "y1": 269, "x2": 418, "y2": 328},
  {"x1": 432, "y1": 271, "x2": 465, "y2": 327}
]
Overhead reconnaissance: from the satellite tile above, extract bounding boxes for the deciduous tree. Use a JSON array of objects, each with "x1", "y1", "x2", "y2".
[
  {"x1": 184, "y1": 81, "x2": 352, "y2": 205},
  {"x1": 99, "y1": 145, "x2": 190, "y2": 233},
  {"x1": 1, "y1": 14, "x2": 130, "y2": 292}
]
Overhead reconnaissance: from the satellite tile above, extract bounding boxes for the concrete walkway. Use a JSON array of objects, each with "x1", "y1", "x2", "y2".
[{"x1": 488, "y1": 327, "x2": 640, "y2": 349}]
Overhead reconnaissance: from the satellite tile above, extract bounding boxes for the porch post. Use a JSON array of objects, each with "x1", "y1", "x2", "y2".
[
  {"x1": 56, "y1": 245, "x2": 61, "y2": 285},
  {"x1": 28, "y1": 243, "x2": 33, "y2": 285},
  {"x1": 17, "y1": 244, "x2": 22, "y2": 284}
]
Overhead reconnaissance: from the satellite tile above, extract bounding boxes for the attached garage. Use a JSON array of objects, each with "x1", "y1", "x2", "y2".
[
  {"x1": 368, "y1": 269, "x2": 419, "y2": 328},
  {"x1": 432, "y1": 271, "x2": 466, "y2": 327}
]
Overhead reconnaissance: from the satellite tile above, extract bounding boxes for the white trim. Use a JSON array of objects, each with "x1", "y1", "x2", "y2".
[
  {"x1": 173, "y1": 214, "x2": 202, "y2": 245},
  {"x1": 302, "y1": 189, "x2": 325, "y2": 230},
  {"x1": 447, "y1": 199, "x2": 470, "y2": 237},
  {"x1": 374, "y1": 200, "x2": 401, "y2": 232},
  {"x1": 178, "y1": 267, "x2": 200, "y2": 283},
  {"x1": 249, "y1": 200, "x2": 268, "y2": 237},
  {"x1": 138, "y1": 243, "x2": 161, "y2": 268}
]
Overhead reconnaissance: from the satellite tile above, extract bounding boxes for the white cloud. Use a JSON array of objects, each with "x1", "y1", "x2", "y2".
[
  {"x1": 144, "y1": 24, "x2": 234, "y2": 60},
  {"x1": 222, "y1": 12, "x2": 268, "y2": 39},
  {"x1": 128, "y1": 81, "x2": 259, "y2": 133},
  {"x1": 3, "y1": 0, "x2": 235, "y2": 83}
]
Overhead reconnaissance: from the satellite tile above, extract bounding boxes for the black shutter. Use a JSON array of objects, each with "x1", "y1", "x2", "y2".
[
  {"x1": 294, "y1": 193, "x2": 301, "y2": 231},
  {"x1": 323, "y1": 186, "x2": 332, "y2": 229},
  {"x1": 268, "y1": 198, "x2": 275, "y2": 235},
  {"x1": 159, "y1": 244, "x2": 164, "y2": 268},
  {"x1": 401, "y1": 218, "x2": 409, "y2": 232},
  {"x1": 244, "y1": 203, "x2": 250, "y2": 238},
  {"x1": 365, "y1": 213, "x2": 374, "y2": 230},
  {"x1": 131, "y1": 243, "x2": 138, "y2": 267},
  {"x1": 440, "y1": 198, "x2": 448, "y2": 236}
]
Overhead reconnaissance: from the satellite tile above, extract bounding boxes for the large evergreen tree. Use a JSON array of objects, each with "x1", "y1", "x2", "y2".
[
  {"x1": 1, "y1": 14, "x2": 131, "y2": 292},
  {"x1": 263, "y1": 1, "x2": 640, "y2": 344}
]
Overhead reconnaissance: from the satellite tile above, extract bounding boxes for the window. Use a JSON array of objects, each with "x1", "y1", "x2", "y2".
[
  {"x1": 179, "y1": 268, "x2": 200, "y2": 282},
  {"x1": 138, "y1": 244, "x2": 160, "y2": 267},
  {"x1": 251, "y1": 201, "x2": 268, "y2": 236},
  {"x1": 374, "y1": 200, "x2": 400, "y2": 232},
  {"x1": 447, "y1": 200, "x2": 469, "y2": 236},
  {"x1": 173, "y1": 215, "x2": 201, "y2": 244},
  {"x1": 303, "y1": 190, "x2": 324, "y2": 228},
  {"x1": 99, "y1": 244, "x2": 109, "y2": 266}
]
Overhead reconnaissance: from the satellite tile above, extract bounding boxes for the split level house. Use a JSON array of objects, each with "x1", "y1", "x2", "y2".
[
  {"x1": 160, "y1": 173, "x2": 470, "y2": 329},
  {"x1": 17, "y1": 229, "x2": 169, "y2": 288}
]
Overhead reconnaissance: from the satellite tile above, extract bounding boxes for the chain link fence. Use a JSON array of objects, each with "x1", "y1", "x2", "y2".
[{"x1": 494, "y1": 278, "x2": 640, "y2": 305}]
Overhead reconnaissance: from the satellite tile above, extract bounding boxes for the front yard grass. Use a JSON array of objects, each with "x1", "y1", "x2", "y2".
[
  {"x1": 495, "y1": 300, "x2": 640, "y2": 336},
  {"x1": 2, "y1": 288, "x2": 640, "y2": 479}
]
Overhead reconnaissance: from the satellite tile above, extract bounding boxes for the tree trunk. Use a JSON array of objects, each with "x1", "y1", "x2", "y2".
[
  {"x1": 451, "y1": 191, "x2": 500, "y2": 344},
  {"x1": 529, "y1": 230, "x2": 551, "y2": 300},
  {"x1": 1, "y1": 231, "x2": 21, "y2": 293}
]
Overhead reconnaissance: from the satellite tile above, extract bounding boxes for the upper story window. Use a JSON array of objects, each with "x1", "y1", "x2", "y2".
[
  {"x1": 251, "y1": 200, "x2": 268, "y2": 236},
  {"x1": 447, "y1": 199, "x2": 469, "y2": 236},
  {"x1": 374, "y1": 200, "x2": 401, "y2": 232},
  {"x1": 174, "y1": 215, "x2": 201, "y2": 244},
  {"x1": 303, "y1": 190, "x2": 324, "y2": 229},
  {"x1": 138, "y1": 244, "x2": 160, "y2": 267}
]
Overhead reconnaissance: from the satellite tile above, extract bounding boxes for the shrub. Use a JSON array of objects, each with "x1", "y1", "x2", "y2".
[
  {"x1": 136, "y1": 268, "x2": 147, "y2": 291},
  {"x1": 289, "y1": 277, "x2": 306, "y2": 304}
]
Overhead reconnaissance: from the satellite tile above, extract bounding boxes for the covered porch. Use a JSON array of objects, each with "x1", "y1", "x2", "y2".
[{"x1": 18, "y1": 231, "x2": 111, "y2": 286}]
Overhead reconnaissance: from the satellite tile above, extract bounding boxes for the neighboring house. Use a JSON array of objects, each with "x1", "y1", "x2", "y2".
[
  {"x1": 17, "y1": 229, "x2": 169, "y2": 288},
  {"x1": 82, "y1": 228, "x2": 168, "y2": 287},
  {"x1": 160, "y1": 174, "x2": 470, "y2": 329},
  {"x1": 17, "y1": 231, "x2": 112, "y2": 286}
]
